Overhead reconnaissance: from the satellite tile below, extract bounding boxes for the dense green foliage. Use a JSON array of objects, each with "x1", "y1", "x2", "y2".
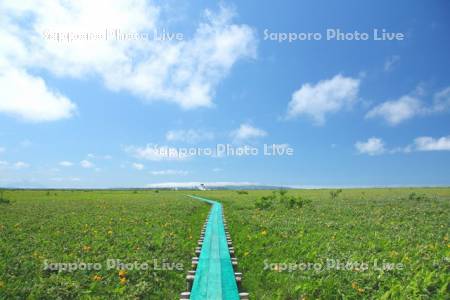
[
  {"x1": 0, "y1": 188, "x2": 449, "y2": 299},
  {"x1": 0, "y1": 190, "x2": 209, "y2": 299},
  {"x1": 198, "y1": 188, "x2": 450, "y2": 299}
]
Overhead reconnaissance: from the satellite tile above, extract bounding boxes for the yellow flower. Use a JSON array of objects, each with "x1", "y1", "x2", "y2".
[
  {"x1": 118, "y1": 270, "x2": 127, "y2": 278},
  {"x1": 119, "y1": 277, "x2": 127, "y2": 285},
  {"x1": 107, "y1": 230, "x2": 113, "y2": 235},
  {"x1": 261, "y1": 230, "x2": 267, "y2": 236},
  {"x1": 83, "y1": 245, "x2": 91, "y2": 252},
  {"x1": 351, "y1": 282, "x2": 364, "y2": 293},
  {"x1": 244, "y1": 251, "x2": 249, "y2": 257},
  {"x1": 93, "y1": 275, "x2": 102, "y2": 281}
]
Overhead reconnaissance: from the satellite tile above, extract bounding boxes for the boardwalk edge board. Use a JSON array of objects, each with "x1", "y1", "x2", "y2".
[{"x1": 180, "y1": 196, "x2": 249, "y2": 300}]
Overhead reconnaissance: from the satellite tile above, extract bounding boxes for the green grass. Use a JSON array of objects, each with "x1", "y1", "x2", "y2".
[
  {"x1": 197, "y1": 188, "x2": 450, "y2": 299},
  {"x1": 0, "y1": 190, "x2": 209, "y2": 299},
  {"x1": 1, "y1": 188, "x2": 449, "y2": 299}
]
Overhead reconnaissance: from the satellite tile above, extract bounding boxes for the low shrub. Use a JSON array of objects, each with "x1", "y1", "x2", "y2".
[
  {"x1": 0, "y1": 190, "x2": 10, "y2": 204},
  {"x1": 255, "y1": 195, "x2": 275, "y2": 210},
  {"x1": 408, "y1": 192, "x2": 430, "y2": 201},
  {"x1": 255, "y1": 190, "x2": 311, "y2": 210},
  {"x1": 330, "y1": 189, "x2": 342, "y2": 201}
]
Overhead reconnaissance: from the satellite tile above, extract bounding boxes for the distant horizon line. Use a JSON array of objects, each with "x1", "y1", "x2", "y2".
[{"x1": 1, "y1": 183, "x2": 449, "y2": 190}]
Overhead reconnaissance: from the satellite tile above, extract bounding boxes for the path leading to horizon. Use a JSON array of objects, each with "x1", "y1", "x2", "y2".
[{"x1": 188, "y1": 195, "x2": 240, "y2": 300}]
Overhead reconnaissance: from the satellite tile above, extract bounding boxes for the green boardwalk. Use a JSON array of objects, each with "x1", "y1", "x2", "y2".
[{"x1": 188, "y1": 196, "x2": 240, "y2": 300}]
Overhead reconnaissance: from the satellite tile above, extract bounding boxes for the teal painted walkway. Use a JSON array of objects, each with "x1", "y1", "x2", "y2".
[{"x1": 188, "y1": 195, "x2": 240, "y2": 300}]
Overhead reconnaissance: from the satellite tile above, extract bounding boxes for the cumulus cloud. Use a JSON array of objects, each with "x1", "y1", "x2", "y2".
[
  {"x1": 286, "y1": 74, "x2": 360, "y2": 125},
  {"x1": 0, "y1": 1, "x2": 256, "y2": 121},
  {"x1": 0, "y1": 68, "x2": 76, "y2": 122},
  {"x1": 132, "y1": 163, "x2": 145, "y2": 170},
  {"x1": 51, "y1": 177, "x2": 81, "y2": 182},
  {"x1": 146, "y1": 181, "x2": 257, "y2": 188},
  {"x1": 0, "y1": 160, "x2": 31, "y2": 169},
  {"x1": 59, "y1": 161, "x2": 74, "y2": 167},
  {"x1": 366, "y1": 86, "x2": 450, "y2": 126},
  {"x1": 431, "y1": 87, "x2": 450, "y2": 113},
  {"x1": 150, "y1": 169, "x2": 188, "y2": 175},
  {"x1": 414, "y1": 136, "x2": 450, "y2": 151},
  {"x1": 80, "y1": 160, "x2": 94, "y2": 168},
  {"x1": 355, "y1": 137, "x2": 386, "y2": 156},
  {"x1": 125, "y1": 144, "x2": 189, "y2": 161},
  {"x1": 356, "y1": 134, "x2": 450, "y2": 155},
  {"x1": 14, "y1": 161, "x2": 30, "y2": 169},
  {"x1": 231, "y1": 123, "x2": 267, "y2": 142},
  {"x1": 87, "y1": 153, "x2": 113, "y2": 160},
  {"x1": 365, "y1": 95, "x2": 423, "y2": 126},
  {"x1": 166, "y1": 129, "x2": 214, "y2": 143}
]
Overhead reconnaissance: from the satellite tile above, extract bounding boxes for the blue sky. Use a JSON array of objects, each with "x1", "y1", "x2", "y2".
[{"x1": 0, "y1": 0, "x2": 449, "y2": 188}]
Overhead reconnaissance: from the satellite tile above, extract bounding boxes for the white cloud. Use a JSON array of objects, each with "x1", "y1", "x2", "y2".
[
  {"x1": 366, "y1": 86, "x2": 450, "y2": 126},
  {"x1": 0, "y1": 68, "x2": 77, "y2": 122},
  {"x1": 166, "y1": 129, "x2": 214, "y2": 143},
  {"x1": 0, "y1": 161, "x2": 8, "y2": 166},
  {"x1": 51, "y1": 177, "x2": 81, "y2": 182},
  {"x1": 414, "y1": 136, "x2": 450, "y2": 151},
  {"x1": 355, "y1": 137, "x2": 385, "y2": 156},
  {"x1": 231, "y1": 123, "x2": 267, "y2": 142},
  {"x1": 384, "y1": 55, "x2": 400, "y2": 72},
  {"x1": 150, "y1": 169, "x2": 188, "y2": 175},
  {"x1": 80, "y1": 160, "x2": 94, "y2": 168},
  {"x1": 212, "y1": 168, "x2": 222, "y2": 172},
  {"x1": 431, "y1": 87, "x2": 450, "y2": 113},
  {"x1": 14, "y1": 161, "x2": 30, "y2": 169},
  {"x1": 0, "y1": 2, "x2": 256, "y2": 114},
  {"x1": 146, "y1": 181, "x2": 257, "y2": 188},
  {"x1": 365, "y1": 95, "x2": 423, "y2": 125},
  {"x1": 87, "y1": 153, "x2": 113, "y2": 160},
  {"x1": 132, "y1": 163, "x2": 145, "y2": 170},
  {"x1": 59, "y1": 161, "x2": 73, "y2": 167},
  {"x1": 286, "y1": 74, "x2": 360, "y2": 125},
  {"x1": 0, "y1": 147, "x2": 4, "y2": 153},
  {"x1": 125, "y1": 144, "x2": 189, "y2": 161},
  {"x1": 356, "y1": 134, "x2": 450, "y2": 155}
]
